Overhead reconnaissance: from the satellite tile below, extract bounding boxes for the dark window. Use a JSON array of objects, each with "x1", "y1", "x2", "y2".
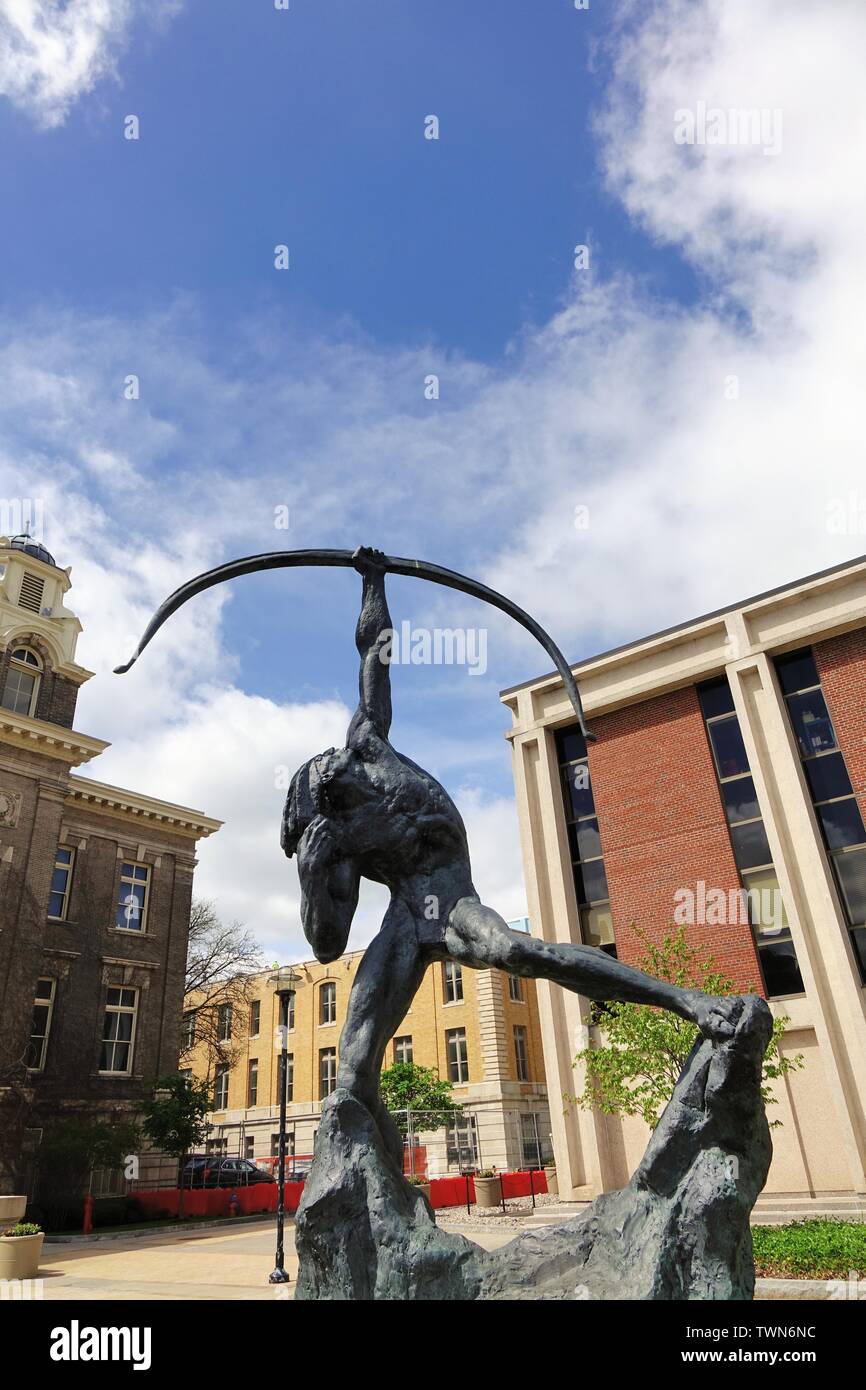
[
  {"x1": 697, "y1": 678, "x2": 736, "y2": 720},
  {"x1": 508, "y1": 975, "x2": 523, "y2": 1003},
  {"x1": 217, "y1": 1003, "x2": 233, "y2": 1043},
  {"x1": 556, "y1": 728, "x2": 587, "y2": 764},
  {"x1": 285, "y1": 1053, "x2": 294, "y2": 1103},
  {"x1": 116, "y1": 862, "x2": 149, "y2": 932},
  {"x1": 514, "y1": 1026, "x2": 529, "y2": 1082},
  {"x1": 832, "y1": 849, "x2": 866, "y2": 927},
  {"x1": 249, "y1": 1001, "x2": 260, "y2": 1037},
  {"x1": 213, "y1": 1063, "x2": 229, "y2": 1110},
  {"x1": 729, "y1": 820, "x2": 773, "y2": 872},
  {"x1": 817, "y1": 799, "x2": 866, "y2": 851},
  {"x1": 446, "y1": 1028, "x2": 469, "y2": 1083},
  {"x1": 320, "y1": 982, "x2": 337, "y2": 1026},
  {"x1": 698, "y1": 678, "x2": 803, "y2": 998},
  {"x1": 707, "y1": 717, "x2": 750, "y2": 780},
  {"x1": 446, "y1": 1115, "x2": 479, "y2": 1170},
  {"x1": 757, "y1": 938, "x2": 805, "y2": 999},
  {"x1": 776, "y1": 650, "x2": 820, "y2": 696},
  {"x1": 443, "y1": 960, "x2": 463, "y2": 1004},
  {"x1": 48, "y1": 847, "x2": 75, "y2": 920},
  {"x1": 393, "y1": 1035, "x2": 413, "y2": 1064},
  {"x1": 787, "y1": 690, "x2": 837, "y2": 758},
  {"x1": 804, "y1": 752, "x2": 852, "y2": 803},
  {"x1": 556, "y1": 725, "x2": 616, "y2": 956},
  {"x1": 775, "y1": 648, "x2": 866, "y2": 984},
  {"x1": 26, "y1": 978, "x2": 55, "y2": 1071},
  {"x1": 247, "y1": 1059, "x2": 258, "y2": 1107},
  {"x1": 721, "y1": 777, "x2": 760, "y2": 825},
  {"x1": 319, "y1": 1047, "x2": 337, "y2": 1098},
  {"x1": 287, "y1": 990, "x2": 296, "y2": 1031},
  {"x1": 99, "y1": 987, "x2": 138, "y2": 1073}
]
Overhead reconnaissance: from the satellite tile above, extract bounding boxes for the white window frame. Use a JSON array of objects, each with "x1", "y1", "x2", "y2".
[
  {"x1": 319, "y1": 981, "x2": 337, "y2": 1026},
  {"x1": 1, "y1": 646, "x2": 42, "y2": 717},
  {"x1": 213, "y1": 1063, "x2": 230, "y2": 1110},
  {"x1": 217, "y1": 1002, "x2": 233, "y2": 1043},
  {"x1": 48, "y1": 845, "x2": 75, "y2": 921},
  {"x1": 446, "y1": 1027, "x2": 469, "y2": 1083},
  {"x1": 181, "y1": 1011, "x2": 196, "y2": 1050},
  {"x1": 443, "y1": 960, "x2": 464, "y2": 1005},
  {"x1": 508, "y1": 974, "x2": 524, "y2": 1003},
  {"x1": 514, "y1": 1024, "x2": 529, "y2": 1082},
  {"x1": 27, "y1": 977, "x2": 56, "y2": 1072},
  {"x1": 116, "y1": 861, "x2": 150, "y2": 933},
  {"x1": 393, "y1": 1035, "x2": 413, "y2": 1065},
  {"x1": 319, "y1": 1046, "x2": 337, "y2": 1098},
  {"x1": 99, "y1": 986, "x2": 139, "y2": 1075}
]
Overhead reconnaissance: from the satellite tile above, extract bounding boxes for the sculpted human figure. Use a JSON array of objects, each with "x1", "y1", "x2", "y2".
[{"x1": 281, "y1": 547, "x2": 745, "y2": 1136}]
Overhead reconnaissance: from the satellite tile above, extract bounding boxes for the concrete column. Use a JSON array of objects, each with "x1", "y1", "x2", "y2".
[
  {"x1": 474, "y1": 968, "x2": 509, "y2": 1086},
  {"x1": 727, "y1": 643, "x2": 866, "y2": 1192}
]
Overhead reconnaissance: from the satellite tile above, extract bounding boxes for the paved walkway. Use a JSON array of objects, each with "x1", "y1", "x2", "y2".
[
  {"x1": 35, "y1": 1208, "x2": 837, "y2": 1300},
  {"x1": 40, "y1": 1221, "x2": 291, "y2": 1301},
  {"x1": 37, "y1": 1216, "x2": 525, "y2": 1301}
]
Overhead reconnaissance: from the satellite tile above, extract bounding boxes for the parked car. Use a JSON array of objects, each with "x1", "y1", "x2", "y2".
[{"x1": 182, "y1": 1157, "x2": 277, "y2": 1189}]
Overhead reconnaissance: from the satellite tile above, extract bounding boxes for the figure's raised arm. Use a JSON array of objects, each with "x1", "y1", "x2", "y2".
[{"x1": 350, "y1": 546, "x2": 393, "y2": 740}]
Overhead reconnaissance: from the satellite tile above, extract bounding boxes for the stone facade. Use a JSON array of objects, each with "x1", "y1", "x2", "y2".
[
  {"x1": 0, "y1": 535, "x2": 220, "y2": 1135},
  {"x1": 185, "y1": 946, "x2": 551, "y2": 1175}
]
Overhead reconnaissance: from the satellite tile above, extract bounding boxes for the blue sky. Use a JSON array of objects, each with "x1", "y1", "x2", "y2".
[
  {"x1": 0, "y1": 3, "x2": 696, "y2": 356},
  {"x1": 1, "y1": 0, "x2": 864, "y2": 959}
]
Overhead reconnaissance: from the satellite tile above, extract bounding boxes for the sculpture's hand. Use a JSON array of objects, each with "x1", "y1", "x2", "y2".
[
  {"x1": 686, "y1": 992, "x2": 744, "y2": 1043},
  {"x1": 297, "y1": 815, "x2": 338, "y2": 870},
  {"x1": 352, "y1": 545, "x2": 388, "y2": 576}
]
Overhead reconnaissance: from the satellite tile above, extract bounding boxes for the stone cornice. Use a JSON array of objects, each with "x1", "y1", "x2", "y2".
[
  {"x1": 501, "y1": 553, "x2": 866, "y2": 735},
  {"x1": 67, "y1": 774, "x2": 223, "y2": 841},
  {"x1": 0, "y1": 709, "x2": 108, "y2": 765}
]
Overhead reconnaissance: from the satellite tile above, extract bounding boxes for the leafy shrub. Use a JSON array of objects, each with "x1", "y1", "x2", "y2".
[
  {"x1": 752, "y1": 1220, "x2": 866, "y2": 1278},
  {"x1": 2, "y1": 1222, "x2": 42, "y2": 1237}
]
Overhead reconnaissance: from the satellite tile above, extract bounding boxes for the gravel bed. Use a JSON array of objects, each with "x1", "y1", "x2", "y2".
[{"x1": 435, "y1": 1192, "x2": 563, "y2": 1230}]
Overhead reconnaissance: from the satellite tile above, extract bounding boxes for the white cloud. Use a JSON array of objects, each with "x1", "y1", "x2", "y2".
[
  {"x1": 2, "y1": 0, "x2": 865, "y2": 961},
  {"x1": 0, "y1": 0, "x2": 181, "y2": 128}
]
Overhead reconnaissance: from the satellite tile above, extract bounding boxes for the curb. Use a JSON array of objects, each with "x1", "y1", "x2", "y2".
[{"x1": 44, "y1": 1212, "x2": 281, "y2": 1245}]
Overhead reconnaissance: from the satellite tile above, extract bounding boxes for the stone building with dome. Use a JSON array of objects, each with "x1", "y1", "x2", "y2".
[{"x1": 0, "y1": 534, "x2": 221, "y2": 1136}]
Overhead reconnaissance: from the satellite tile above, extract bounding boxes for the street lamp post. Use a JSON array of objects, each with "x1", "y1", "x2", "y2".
[{"x1": 268, "y1": 965, "x2": 299, "y2": 1284}]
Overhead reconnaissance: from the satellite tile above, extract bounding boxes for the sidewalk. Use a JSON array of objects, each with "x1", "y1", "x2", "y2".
[{"x1": 39, "y1": 1220, "x2": 290, "y2": 1301}]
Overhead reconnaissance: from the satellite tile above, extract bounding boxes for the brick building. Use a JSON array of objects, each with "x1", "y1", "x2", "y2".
[
  {"x1": 184, "y1": 927, "x2": 551, "y2": 1175},
  {"x1": 0, "y1": 534, "x2": 220, "y2": 1134},
  {"x1": 502, "y1": 555, "x2": 866, "y2": 1202}
]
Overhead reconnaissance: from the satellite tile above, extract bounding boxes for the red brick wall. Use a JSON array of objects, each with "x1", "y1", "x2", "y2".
[
  {"x1": 814, "y1": 630, "x2": 866, "y2": 831},
  {"x1": 585, "y1": 685, "x2": 764, "y2": 993}
]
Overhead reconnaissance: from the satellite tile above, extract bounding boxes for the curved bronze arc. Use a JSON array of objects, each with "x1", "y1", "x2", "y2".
[{"x1": 113, "y1": 548, "x2": 595, "y2": 738}]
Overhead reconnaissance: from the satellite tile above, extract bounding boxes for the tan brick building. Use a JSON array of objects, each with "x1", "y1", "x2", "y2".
[
  {"x1": 502, "y1": 555, "x2": 866, "y2": 1206},
  {"x1": 184, "y1": 933, "x2": 552, "y2": 1175},
  {"x1": 0, "y1": 533, "x2": 220, "y2": 1136}
]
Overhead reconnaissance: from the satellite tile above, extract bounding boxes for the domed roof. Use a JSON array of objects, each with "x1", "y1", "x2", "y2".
[{"x1": 8, "y1": 534, "x2": 57, "y2": 568}]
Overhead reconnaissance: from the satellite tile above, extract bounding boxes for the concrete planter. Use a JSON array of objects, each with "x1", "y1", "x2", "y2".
[
  {"x1": 544, "y1": 1165, "x2": 558, "y2": 1197},
  {"x1": 0, "y1": 1196, "x2": 27, "y2": 1224},
  {"x1": 0, "y1": 1233, "x2": 44, "y2": 1281},
  {"x1": 474, "y1": 1175, "x2": 502, "y2": 1209}
]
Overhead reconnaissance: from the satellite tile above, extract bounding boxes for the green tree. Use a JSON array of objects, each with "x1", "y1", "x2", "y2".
[
  {"x1": 570, "y1": 925, "x2": 803, "y2": 1131},
  {"x1": 140, "y1": 1074, "x2": 213, "y2": 1218},
  {"x1": 36, "y1": 1116, "x2": 141, "y2": 1230},
  {"x1": 380, "y1": 1062, "x2": 463, "y2": 1135}
]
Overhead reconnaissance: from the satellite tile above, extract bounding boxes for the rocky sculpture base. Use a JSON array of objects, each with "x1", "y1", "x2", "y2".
[{"x1": 294, "y1": 995, "x2": 773, "y2": 1301}]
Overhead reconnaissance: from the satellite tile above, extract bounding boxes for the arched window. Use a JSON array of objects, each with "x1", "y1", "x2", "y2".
[{"x1": 1, "y1": 646, "x2": 42, "y2": 717}]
